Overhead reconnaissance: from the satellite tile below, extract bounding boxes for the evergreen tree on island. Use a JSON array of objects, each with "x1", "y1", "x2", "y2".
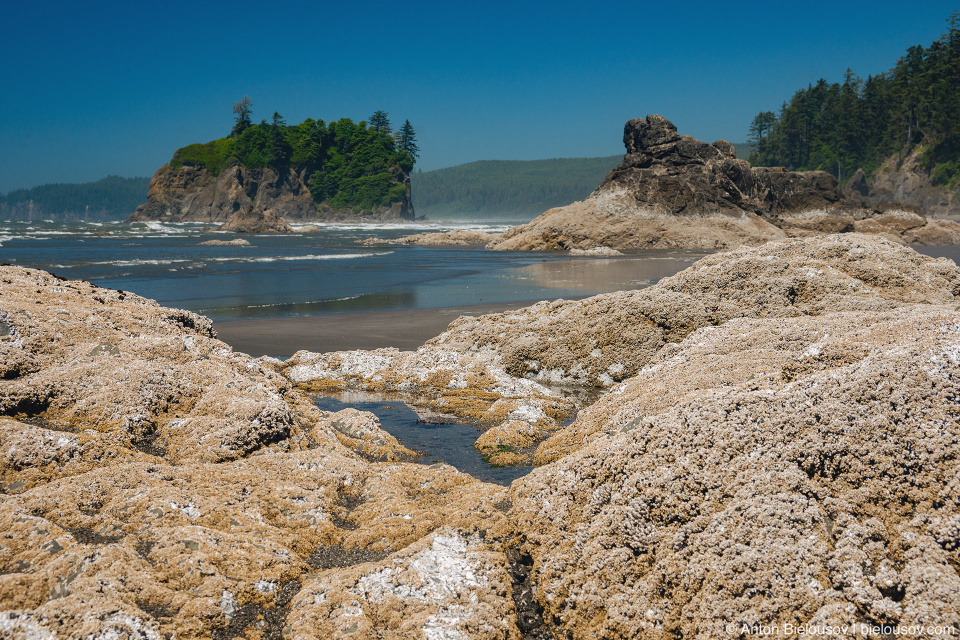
[
  {"x1": 231, "y1": 96, "x2": 253, "y2": 137},
  {"x1": 159, "y1": 103, "x2": 419, "y2": 216},
  {"x1": 369, "y1": 110, "x2": 392, "y2": 133},
  {"x1": 396, "y1": 119, "x2": 419, "y2": 161}
]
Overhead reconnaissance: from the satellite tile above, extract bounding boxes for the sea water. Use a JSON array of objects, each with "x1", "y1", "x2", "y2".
[{"x1": 0, "y1": 219, "x2": 703, "y2": 321}]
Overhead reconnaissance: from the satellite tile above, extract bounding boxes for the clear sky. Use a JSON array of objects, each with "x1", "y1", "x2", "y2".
[{"x1": 1, "y1": 0, "x2": 957, "y2": 193}]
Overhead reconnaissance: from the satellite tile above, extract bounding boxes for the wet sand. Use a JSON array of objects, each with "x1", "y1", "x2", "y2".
[{"x1": 214, "y1": 299, "x2": 561, "y2": 358}]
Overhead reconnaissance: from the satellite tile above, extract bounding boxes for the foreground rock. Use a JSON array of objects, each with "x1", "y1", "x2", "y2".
[
  {"x1": 3, "y1": 233, "x2": 959, "y2": 638},
  {"x1": 431, "y1": 234, "x2": 960, "y2": 390},
  {"x1": 0, "y1": 267, "x2": 509, "y2": 639},
  {"x1": 490, "y1": 115, "x2": 960, "y2": 251},
  {"x1": 511, "y1": 300, "x2": 960, "y2": 637}
]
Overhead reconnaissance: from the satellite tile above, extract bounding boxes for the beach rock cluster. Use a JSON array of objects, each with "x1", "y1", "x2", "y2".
[
  {"x1": 0, "y1": 267, "x2": 509, "y2": 639},
  {"x1": 489, "y1": 115, "x2": 960, "y2": 251},
  {"x1": 359, "y1": 230, "x2": 502, "y2": 246},
  {"x1": 3, "y1": 233, "x2": 960, "y2": 638}
]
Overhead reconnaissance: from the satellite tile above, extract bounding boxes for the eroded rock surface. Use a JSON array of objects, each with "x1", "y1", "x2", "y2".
[
  {"x1": 489, "y1": 115, "x2": 960, "y2": 251},
  {"x1": 430, "y1": 234, "x2": 960, "y2": 390},
  {"x1": 0, "y1": 267, "x2": 510, "y2": 639},
  {"x1": 509, "y1": 302, "x2": 960, "y2": 637},
  {"x1": 3, "y1": 233, "x2": 960, "y2": 638}
]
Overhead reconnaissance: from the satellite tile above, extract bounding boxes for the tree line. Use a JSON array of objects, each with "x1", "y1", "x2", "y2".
[
  {"x1": 411, "y1": 156, "x2": 622, "y2": 219},
  {"x1": 748, "y1": 12, "x2": 960, "y2": 188},
  {"x1": 0, "y1": 176, "x2": 150, "y2": 220},
  {"x1": 173, "y1": 99, "x2": 420, "y2": 214}
]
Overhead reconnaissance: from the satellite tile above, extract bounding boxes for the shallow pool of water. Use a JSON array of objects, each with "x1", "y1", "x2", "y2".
[{"x1": 314, "y1": 394, "x2": 534, "y2": 486}]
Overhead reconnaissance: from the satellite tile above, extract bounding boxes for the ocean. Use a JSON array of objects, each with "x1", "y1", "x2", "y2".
[{"x1": 0, "y1": 219, "x2": 705, "y2": 322}]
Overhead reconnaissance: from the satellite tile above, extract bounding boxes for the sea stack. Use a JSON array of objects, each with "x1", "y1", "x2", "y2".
[{"x1": 489, "y1": 114, "x2": 960, "y2": 250}]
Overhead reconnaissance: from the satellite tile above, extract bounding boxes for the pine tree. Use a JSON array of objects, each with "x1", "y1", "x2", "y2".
[
  {"x1": 396, "y1": 120, "x2": 419, "y2": 160},
  {"x1": 269, "y1": 112, "x2": 290, "y2": 166},
  {"x1": 231, "y1": 96, "x2": 253, "y2": 137},
  {"x1": 369, "y1": 110, "x2": 392, "y2": 133}
]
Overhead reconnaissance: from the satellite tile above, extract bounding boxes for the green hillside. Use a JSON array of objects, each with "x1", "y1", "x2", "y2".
[
  {"x1": 0, "y1": 176, "x2": 151, "y2": 220},
  {"x1": 410, "y1": 156, "x2": 622, "y2": 219}
]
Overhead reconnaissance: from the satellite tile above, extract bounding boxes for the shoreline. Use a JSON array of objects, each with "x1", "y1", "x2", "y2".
[{"x1": 213, "y1": 299, "x2": 568, "y2": 358}]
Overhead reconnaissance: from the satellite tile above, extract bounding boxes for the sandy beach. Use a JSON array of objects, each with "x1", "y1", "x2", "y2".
[{"x1": 213, "y1": 299, "x2": 554, "y2": 358}]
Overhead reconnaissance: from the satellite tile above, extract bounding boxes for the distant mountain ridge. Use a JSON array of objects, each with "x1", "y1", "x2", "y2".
[
  {"x1": 411, "y1": 157, "x2": 620, "y2": 219},
  {"x1": 0, "y1": 176, "x2": 150, "y2": 221}
]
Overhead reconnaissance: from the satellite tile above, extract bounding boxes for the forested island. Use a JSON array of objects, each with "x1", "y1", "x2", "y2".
[
  {"x1": 748, "y1": 12, "x2": 960, "y2": 215},
  {"x1": 130, "y1": 103, "x2": 420, "y2": 230},
  {"x1": 0, "y1": 176, "x2": 149, "y2": 221}
]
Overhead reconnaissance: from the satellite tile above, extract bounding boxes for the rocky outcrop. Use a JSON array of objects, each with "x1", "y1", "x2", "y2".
[
  {"x1": 197, "y1": 238, "x2": 250, "y2": 246},
  {"x1": 359, "y1": 230, "x2": 502, "y2": 246},
  {"x1": 219, "y1": 205, "x2": 293, "y2": 234},
  {"x1": 0, "y1": 266, "x2": 508, "y2": 639},
  {"x1": 846, "y1": 148, "x2": 960, "y2": 218},
  {"x1": 129, "y1": 165, "x2": 314, "y2": 225},
  {"x1": 3, "y1": 233, "x2": 960, "y2": 638},
  {"x1": 129, "y1": 162, "x2": 413, "y2": 233},
  {"x1": 490, "y1": 115, "x2": 960, "y2": 250}
]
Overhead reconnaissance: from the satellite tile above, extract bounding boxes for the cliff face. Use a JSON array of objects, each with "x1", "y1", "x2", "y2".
[
  {"x1": 844, "y1": 149, "x2": 960, "y2": 218},
  {"x1": 490, "y1": 115, "x2": 960, "y2": 251},
  {"x1": 129, "y1": 163, "x2": 413, "y2": 231}
]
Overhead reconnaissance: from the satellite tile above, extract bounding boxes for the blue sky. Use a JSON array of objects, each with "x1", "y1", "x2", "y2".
[{"x1": 1, "y1": 1, "x2": 957, "y2": 192}]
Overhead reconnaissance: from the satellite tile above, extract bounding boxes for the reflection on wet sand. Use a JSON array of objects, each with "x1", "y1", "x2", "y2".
[{"x1": 513, "y1": 252, "x2": 708, "y2": 292}]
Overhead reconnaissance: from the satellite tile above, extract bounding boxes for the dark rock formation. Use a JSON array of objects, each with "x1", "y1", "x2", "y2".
[
  {"x1": 490, "y1": 115, "x2": 960, "y2": 250},
  {"x1": 599, "y1": 114, "x2": 845, "y2": 217}
]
